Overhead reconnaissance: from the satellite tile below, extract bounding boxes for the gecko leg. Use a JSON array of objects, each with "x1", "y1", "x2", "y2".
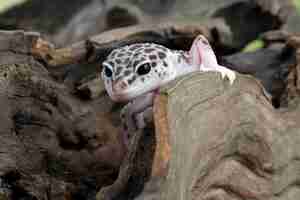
[
  {"x1": 135, "y1": 106, "x2": 153, "y2": 129},
  {"x1": 120, "y1": 92, "x2": 155, "y2": 145}
]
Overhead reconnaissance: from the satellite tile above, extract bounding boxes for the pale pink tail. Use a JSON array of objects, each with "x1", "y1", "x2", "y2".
[{"x1": 188, "y1": 35, "x2": 219, "y2": 70}]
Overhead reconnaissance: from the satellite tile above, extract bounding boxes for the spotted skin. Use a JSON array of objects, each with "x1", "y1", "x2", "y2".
[
  {"x1": 101, "y1": 35, "x2": 236, "y2": 146},
  {"x1": 102, "y1": 43, "x2": 178, "y2": 102}
]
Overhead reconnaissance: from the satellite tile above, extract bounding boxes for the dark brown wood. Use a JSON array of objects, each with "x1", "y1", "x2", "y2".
[
  {"x1": 0, "y1": 30, "x2": 124, "y2": 200},
  {"x1": 96, "y1": 129, "x2": 143, "y2": 200}
]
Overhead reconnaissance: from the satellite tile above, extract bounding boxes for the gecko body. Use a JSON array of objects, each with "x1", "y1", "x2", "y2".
[{"x1": 101, "y1": 35, "x2": 236, "y2": 145}]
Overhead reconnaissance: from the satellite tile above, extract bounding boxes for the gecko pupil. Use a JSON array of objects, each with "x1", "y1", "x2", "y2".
[
  {"x1": 104, "y1": 67, "x2": 113, "y2": 78},
  {"x1": 137, "y1": 63, "x2": 151, "y2": 75}
]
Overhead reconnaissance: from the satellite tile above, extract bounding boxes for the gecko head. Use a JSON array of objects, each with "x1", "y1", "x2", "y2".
[{"x1": 101, "y1": 43, "x2": 176, "y2": 102}]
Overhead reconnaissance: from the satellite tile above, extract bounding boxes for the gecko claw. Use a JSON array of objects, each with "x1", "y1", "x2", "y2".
[{"x1": 215, "y1": 65, "x2": 236, "y2": 85}]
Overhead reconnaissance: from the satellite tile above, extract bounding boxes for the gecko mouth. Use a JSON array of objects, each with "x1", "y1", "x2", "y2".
[
  {"x1": 111, "y1": 90, "x2": 145, "y2": 102},
  {"x1": 111, "y1": 93, "x2": 130, "y2": 102},
  {"x1": 111, "y1": 86, "x2": 159, "y2": 102}
]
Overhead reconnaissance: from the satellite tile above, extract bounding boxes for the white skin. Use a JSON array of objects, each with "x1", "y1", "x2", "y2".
[{"x1": 101, "y1": 35, "x2": 236, "y2": 146}]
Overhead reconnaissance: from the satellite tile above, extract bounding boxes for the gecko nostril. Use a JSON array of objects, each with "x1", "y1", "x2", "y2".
[
  {"x1": 120, "y1": 81, "x2": 127, "y2": 89},
  {"x1": 112, "y1": 80, "x2": 128, "y2": 92}
]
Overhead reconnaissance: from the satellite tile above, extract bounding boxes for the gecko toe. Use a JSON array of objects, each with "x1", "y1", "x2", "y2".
[
  {"x1": 216, "y1": 65, "x2": 236, "y2": 85},
  {"x1": 227, "y1": 70, "x2": 236, "y2": 85}
]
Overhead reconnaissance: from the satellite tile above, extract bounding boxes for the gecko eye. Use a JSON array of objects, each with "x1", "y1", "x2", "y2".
[
  {"x1": 104, "y1": 66, "x2": 113, "y2": 78},
  {"x1": 136, "y1": 63, "x2": 151, "y2": 75}
]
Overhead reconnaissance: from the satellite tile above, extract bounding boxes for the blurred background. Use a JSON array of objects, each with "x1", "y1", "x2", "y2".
[{"x1": 0, "y1": 0, "x2": 299, "y2": 51}]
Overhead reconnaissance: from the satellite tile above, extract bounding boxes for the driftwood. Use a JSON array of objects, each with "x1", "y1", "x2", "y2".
[
  {"x1": 97, "y1": 70, "x2": 300, "y2": 200},
  {"x1": 152, "y1": 72, "x2": 279, "y2": 199},
  {"x1": 0, "y1": 30, "x2": 125, "y2": 200},
  {"x1": 221, "y1": 41, "x2": 295, "y2": 107},
  {"x1": 33, "y1": 22, "x2": 210, "y2": 67},
  {"x1": 0, "y1": 0, "x2": 294, "y2": 50}
]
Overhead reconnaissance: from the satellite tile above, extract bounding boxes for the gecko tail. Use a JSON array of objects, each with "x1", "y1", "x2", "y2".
[
  {"x1": 189, "y1": 34, "x2": 236, "y2": 84},
  {"x1": 188, "y1": 34, "x2": 218, "y2": 68}
]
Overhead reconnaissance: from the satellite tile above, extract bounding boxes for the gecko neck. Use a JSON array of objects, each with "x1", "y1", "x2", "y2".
[{"x1": 172, "y1": 50, "x2": 199, "y2": 78}]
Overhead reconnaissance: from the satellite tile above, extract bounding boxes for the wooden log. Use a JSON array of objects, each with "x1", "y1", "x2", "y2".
[{"x1": 146, "y1": 72, "x2": 300, "y2": 200}]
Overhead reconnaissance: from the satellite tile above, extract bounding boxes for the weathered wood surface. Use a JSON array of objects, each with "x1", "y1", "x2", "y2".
[
  {"x1": 33, "y1": 22, "x2": 210, "y2": 67},
  {"x1": 0, "y1": 30, "x2": 125, "y2": 200},
  {"x1": 283, "y1": 34, "x2": 300, "y2": 108},
  {"x1": 158, "y1": 72, "x2": 274, "y2": 200},
  {"x1": 135, "y1": 71, "x2": 300, "y2": 200},
  {"x1": 221, "y1": 41, "x2": 295, "y2": 107}
]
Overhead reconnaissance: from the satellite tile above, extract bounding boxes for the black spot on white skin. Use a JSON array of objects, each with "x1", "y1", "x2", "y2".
[
  {"x1": 129, "y1": 46, "x2": 137, "y2": 51},
  {"x1": 115, "y1": 59, "x2": 121, "y2": 64},
  {"x1": 151, "y1": 62, "x2": 157, "y2": 68},
  {"x1": 117, "y1": 53, "x2": 125, "y2": 57},
  {"x1": 163, "y1": 61, "x2": 168, "y2": 67},
  {"x1": 158, "y1": 52, "x2": 166, "y2": 59},
  {"x1": 127, "y1": 75, "x2": 136, "y2": 85},
  {"x1": 124, "y1": 70, "x2": 131, "y2": 76},
  {"x1": 133, "y1": 61, "x2": 140, "y2": 68},
  {"x1": 126, "y1": 52, "x2": 132, "y2": 57},
  {"x1": 136, "y1": 48, "x2": 145, "y2": 53},
  {"x1": 115, "y1": 67, "x2": 122, "y2": 76},
  {"x1": 110, "y1": 51, "x2": 117, "y2": 58},
  {"x1": 124, "y1": 58, "x2": 130, "y2": 64},
  {"x1": 144, "y1": 48, "x2": 155, "y2": 53},
  {"x1": 141, "y1": 77, "x2": 145, "y2": 82},
  {"x1": 149, "y1": 55, "x2": 157, "y2": 60},
  {"x1": 108, "y1": 61, "x2": 115, "y2": 68},
  {"x1": 129, "y1": 44, "x2": 142, "y2": 51}
]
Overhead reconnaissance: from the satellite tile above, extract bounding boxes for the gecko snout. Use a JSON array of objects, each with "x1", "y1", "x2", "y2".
[{"x1": 112, "y1": 80, "x2": 128, "y2": 93}]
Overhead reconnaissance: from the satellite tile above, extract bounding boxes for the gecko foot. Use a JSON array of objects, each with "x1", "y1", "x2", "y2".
[
  {"x1": 135, "y1": 107, "x2": 153, "y2": 130},
  {"x1": 214, "y1": 65, "x2": 236, "y2": 85}
]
